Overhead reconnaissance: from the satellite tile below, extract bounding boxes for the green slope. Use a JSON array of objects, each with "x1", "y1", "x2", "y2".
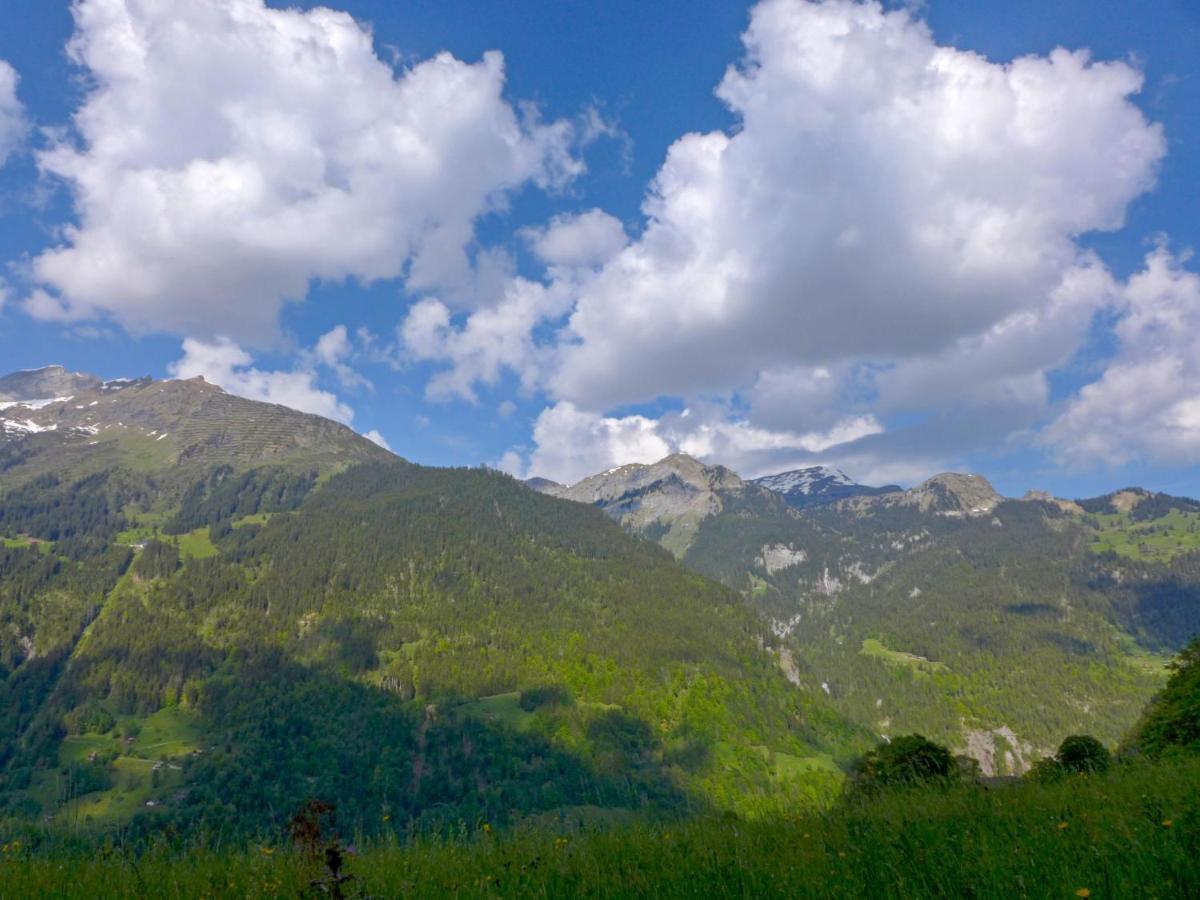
[
  {"x1": 0, "y1": 457, "x2": 860, "y2": 839},
  {"x1": 560, "y1": 457, "x2": 1200, "y2": 772}
]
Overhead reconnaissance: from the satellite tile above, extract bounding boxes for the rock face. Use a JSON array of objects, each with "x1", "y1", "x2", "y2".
[
  {"x1": 844, "y1": 472, "x2": 1004, "y2": 517},
  {"x1": 0, "y1": 365, "x2": 102, "y2": 402},
  {"x1": 536, "y1": 453, "x2": 762, "y2": 557},
  {"x1": 1023, "y1": 490, "x2": 1084, "y2": 515},
  {"x1": 905, "y1": 473, "x2": 1003, "y2": 516},
  {"x1": 753, "y1": 465, "x2": 900, "y2": 509}
]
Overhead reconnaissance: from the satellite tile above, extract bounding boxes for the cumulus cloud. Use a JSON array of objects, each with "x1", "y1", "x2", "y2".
[
  {"x1": 29, "y1": 0, "x2": 581, "y2": 339},
  {"x1": 448, "y1": 0, "x2": 1166, "y2": 481},
  {"x1": 548, "y1": 0, "x2": 1163, "y2": 411},
  {"x1": 0, "y1": 60, "x2": 25, "y2": 167},
  {"x1": 1045, "y1": 248, "x2": 1200, "y2": 467},
  {"x1": 514, "y1": 401, "x2": 882, "y2": 485},
  {"x1": 523, "y1": 209, "x2": 628, "y2": 269},
  {"x1": 401, "y1": 278, "x2": 572, "y2": 402},
  {"x1": 169, "y1": 335, "x2": 354, "y2": 424},
  {"x1": 312, "y1": 324, "x2": 370, "y2": 390}
]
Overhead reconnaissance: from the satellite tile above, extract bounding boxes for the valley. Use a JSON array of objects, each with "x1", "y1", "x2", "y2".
[{"x1": 0, "y1": 365, "x2": 1196, "y2": 897}]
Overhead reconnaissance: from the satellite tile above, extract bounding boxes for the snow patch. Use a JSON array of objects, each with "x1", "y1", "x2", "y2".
[
  {"x1": 0, "y1": 396, "x2": 72, "y2": 411},
  {"x1": 755, "y1": 466, "x2": 855, "y2": 496},
  {"x1": 2, "y1": 419, "x2": 58, "y2": 435}
]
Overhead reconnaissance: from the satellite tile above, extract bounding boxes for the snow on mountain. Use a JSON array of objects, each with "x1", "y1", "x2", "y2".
[
  {"x1": 752, "y1": 466, "x2": 900, "y2": 510},
  {"x1": 754, "y1": 466, "x2": 855, "y2": 496}
]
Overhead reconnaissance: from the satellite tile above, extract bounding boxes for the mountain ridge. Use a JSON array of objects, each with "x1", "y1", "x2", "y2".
[{"x1": 752, "y1": 465, "x2": 901, "y2": 509}]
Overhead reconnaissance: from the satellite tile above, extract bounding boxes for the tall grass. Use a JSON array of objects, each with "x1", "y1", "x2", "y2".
[{"x1": 3, "y1": 757, "x2": 1198, "y2": 898}]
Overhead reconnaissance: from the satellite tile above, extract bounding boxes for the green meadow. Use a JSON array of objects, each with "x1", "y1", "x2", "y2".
[{"x1": 3, "y1": 756, "x2": 1196, "y2": 898}]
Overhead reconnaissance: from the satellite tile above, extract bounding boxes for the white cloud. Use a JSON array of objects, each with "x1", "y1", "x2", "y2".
[
  {"x1": 363, "y1": 429, "x2": 393, "y2": 451},
  {"x1": 547, "y1": 0, "x2": 1163, "y2": 412},
  {"x1": 0, "y1": 60, "x2": 25, "y2": 167},
  {"x1": 516, "y1": 400, "x2": 882, "y2": 485},
  {"x1": 29, "y1": 0, "x2": 582, "y2": 339},
  {"x1": 1045, "y1": 248, "x2": 1200, "y2": 467},
  {"x1": 401, "y1": 277, "x2": 572, "y2": 402},
  {"x1": 523, "y1": 209, "x2": 628, "y2": 269},
  {"x1": 312, "y1": 324, "x2": 369, "y2": 390},
  {"x1": 465, "y1": 0, "x2": 1167, "y2": 484},
  {"x1": 169, "y1": 336, "x2": 354, "y2": 424}
]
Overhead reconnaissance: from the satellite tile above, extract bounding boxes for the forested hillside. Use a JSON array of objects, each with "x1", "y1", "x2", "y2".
[
  {"x1": 0, "y1": 388, "x2": 859, "y2": 840},
  {"x1": 546, "y1": 456, "x2": 1200, "y2": 773}
]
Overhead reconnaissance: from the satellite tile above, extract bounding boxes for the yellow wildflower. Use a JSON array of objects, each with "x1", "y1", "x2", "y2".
[
  {"x1": 1163, "y1": 819, "x2": 1173, "y2": 827},
  {"x1": 1057, "y1": 821, "x2": 1069, "y2": 830},
  {"x1": 1075, "y1": 890, "x2": 1091, "y2": 898}
]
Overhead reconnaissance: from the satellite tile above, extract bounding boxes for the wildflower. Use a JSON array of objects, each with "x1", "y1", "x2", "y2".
[
  {"x1": 1163, "y1": 819, "x2": 1173, "y2": 828},
  {"x1": 383, "y1": 814, "x2": 391, "y2": 822},
  {"x1": 259, "y1": 846, "x2": 275, "y2": 856},
  {"x1": 1075, "y1": 890, "x2": 1091, "y2": 898},
  {"x1": 482, "y1": 823, "x2": 492, "y2": 835},
  {"x1": 1057, "y1": 821, "x2": 1069, "y2": 830}
]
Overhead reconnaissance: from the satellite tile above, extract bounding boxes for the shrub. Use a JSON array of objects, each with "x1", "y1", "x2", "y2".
[
  {"x1": 1057, "y1": 735, "x2": 1111, "y2": 774},
  {"x1": 518, "y1": 685, "x2": 571, "y2": 712},
  {"x1": 850, "y1": 734, "x2": 955, "y2": 790},
  {"x1": 1028, "y1": 757, "x2": 1065, "y2": 783}
]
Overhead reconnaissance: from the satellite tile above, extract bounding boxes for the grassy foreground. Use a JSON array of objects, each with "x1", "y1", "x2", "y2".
[{"x1": 3, "y1": 757, "x2": 1198, "y2": 899}]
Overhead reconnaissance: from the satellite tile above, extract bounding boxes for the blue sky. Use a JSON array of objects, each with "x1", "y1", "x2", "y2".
[{"x1": 0, "y1": 0, "x2": 1198, "y2": 498}]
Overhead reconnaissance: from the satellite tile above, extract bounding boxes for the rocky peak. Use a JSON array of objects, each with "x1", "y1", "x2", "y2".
[
  {"x1": 906, "y1": 473, "x2": 1002, "y2": 516},
  {"x1": 524, "y1": 476, "x2": 563, "y2": 492},
  {"x1": 1022, "y1": 490, "x2": 1084, "y2": 515},
  {"x1": 0, "y1": 365, "x2": 103, "y2": 402},
  {"x1": 544, "y1": 453, "x2": 750, "y2": 557},
  {"x1": 753, "y1": 465, "x2": 900, "y2": 510}
]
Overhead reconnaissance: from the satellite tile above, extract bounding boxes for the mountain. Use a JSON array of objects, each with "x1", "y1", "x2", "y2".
[
  {"x1": 0, "y1": 369, "x2": 856, "y2": 839},
  {"x1": 0, "y1": 371, "x2": 389, "y2": 480},
  {"x1": 533, "y1": 453, "x2": 784, "y2": 558},
  {"x1": 549, "y1": 455, "x2": 1200, "y2": 774},
  {"x1": 0, "y1": 365, "x2": 103, "y2": 404},
  {"x1": 522, "y1": 476, "x2": 562, "y2": 492},
  {"x1": 752, "y1": 465, "x2": 900, "y2": 509}
]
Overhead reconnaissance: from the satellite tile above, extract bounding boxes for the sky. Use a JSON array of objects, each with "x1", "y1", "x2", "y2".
[{"x1": 0, "y1": 0, "x2": 1198, "y2": 499}]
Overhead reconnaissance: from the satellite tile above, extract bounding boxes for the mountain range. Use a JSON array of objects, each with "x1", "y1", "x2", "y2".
[
  {"x1": 531, "y1": 452, "x2": 1200, "y2": 773},
  {"x1": 0, "y1": 367, "x2": 855, "y2": 838},
  {"x1": 0, "y1": 365, "x2": 1197, "y2": 840}
]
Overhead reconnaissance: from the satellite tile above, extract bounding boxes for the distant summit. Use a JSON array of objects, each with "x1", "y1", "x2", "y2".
[
  {"x1": 0, "y1": 365, "x2": 391, "y2": 473},
  {"x1": 0, "y1": 365, "x2": 103, "y2": 402},
  {"x1": 841, "y1": 472, "x2": 1004, "y2": 517},
  {"x1": 531, "y1": 453, "x2": 765, "y2": 557},
  {"x1": 523, "y1": 476, "x2": 563, "y2": 492},
  {"x1": 752, "y1": 465, "x2": 900, "y2": 510}
]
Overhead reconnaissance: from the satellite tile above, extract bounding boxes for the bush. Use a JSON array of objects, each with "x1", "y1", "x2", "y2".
[
  {"x1": 1057, "y1": 735, "x2": 1111, "y2": 774},
  {"x1": 850, "y1": 734, "x2": 956, "y2": 790},
  {"x1": 518, "y1": 685, "x2": 571, "y2": 712},
  {"x1": 1028, "y1": 757, "x2": 1065, "y2": 783}
]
